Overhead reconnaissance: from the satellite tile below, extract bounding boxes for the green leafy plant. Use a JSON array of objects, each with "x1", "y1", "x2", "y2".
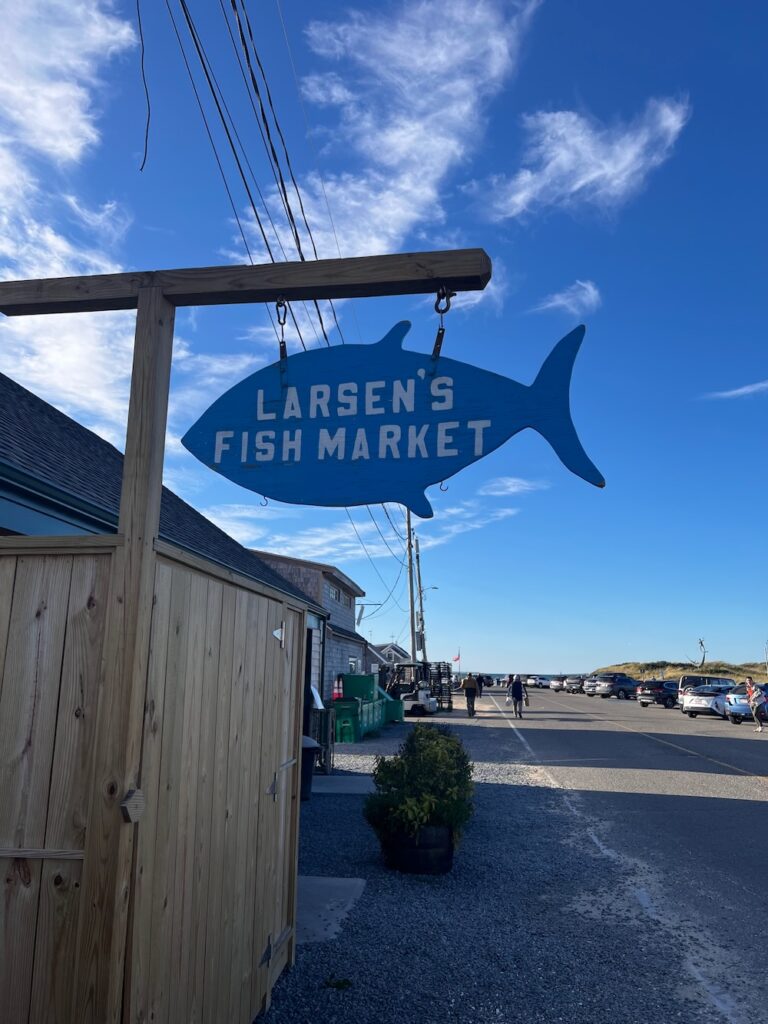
[{"x1": 363, "y1": 724, "x2": 474, "y2": 841}]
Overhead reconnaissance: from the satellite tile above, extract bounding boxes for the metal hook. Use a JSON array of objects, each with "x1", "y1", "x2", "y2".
[
  {"x1": 434, "y1": 286, "x2": 455, "y2": 315},
  {"x1": 260, "y1": 495, "x2": 268, "y2": 507},
  {"x1": 439, "y1": 480, "x2": 448, "y2": 492},
  {"x1": 275, "y1": 299, "x2": 288, "y2": 362}
]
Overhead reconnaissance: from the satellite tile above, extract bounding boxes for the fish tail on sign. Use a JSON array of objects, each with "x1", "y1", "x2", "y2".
[{"x1": 529, "y1": 326, "x2": 605, "y2": 489}]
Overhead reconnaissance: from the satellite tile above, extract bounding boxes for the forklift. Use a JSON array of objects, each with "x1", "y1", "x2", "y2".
[{"x1": 387, "y1": 661, "x2": 453, "y2": 716}]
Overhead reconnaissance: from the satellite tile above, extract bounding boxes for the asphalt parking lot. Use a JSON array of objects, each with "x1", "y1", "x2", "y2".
[{"x1": 268, "y1": 688, "x2": 766, "y2": 1024}]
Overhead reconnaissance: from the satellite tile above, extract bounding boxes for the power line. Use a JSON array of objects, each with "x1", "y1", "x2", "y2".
[
  {"x1": 344, "y1": 509, "x2": 407, "y2": 612},
  {"x1": 273, "y1": 0, "x2": 361, "y2": 346},
  {"x1": 382, "y1": 503, "x2": 407, "y2": 548},
  {"x1": 226, "y1": 0, "x2": 335, "y2": 346},
  {"x1": 164, "y1": 0, "x2": 282, "y2": 346},
  {"x1": 366, "y1": 505, "x2": 407, "y2": 565},
  {"x1": 175, "y1": 0, "x2": 311, "y2": 350}
]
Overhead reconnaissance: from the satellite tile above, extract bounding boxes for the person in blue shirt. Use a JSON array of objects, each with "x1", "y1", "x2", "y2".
[{"x1": 506, "y1": 674, "x2": 528, "y2": 719}]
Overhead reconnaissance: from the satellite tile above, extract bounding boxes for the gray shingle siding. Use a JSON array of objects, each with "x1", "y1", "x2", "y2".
[{"x1": 0, "y1": 372, "x2": 318, "y2": 610}]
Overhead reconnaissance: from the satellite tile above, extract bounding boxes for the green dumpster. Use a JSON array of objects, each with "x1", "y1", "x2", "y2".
[{"x1": 334, "y1": 698, "x2": 362, "y2": 743}]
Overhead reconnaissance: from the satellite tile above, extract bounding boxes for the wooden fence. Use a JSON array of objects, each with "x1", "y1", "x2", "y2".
[{"x1": 0, "y1": 536, "x2": 306, "y2": 1023}]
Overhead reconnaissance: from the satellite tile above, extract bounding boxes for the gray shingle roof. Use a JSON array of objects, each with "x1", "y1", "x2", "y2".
[{"x1": 0, "y1": 372, "x2": 320, "y2": 610}]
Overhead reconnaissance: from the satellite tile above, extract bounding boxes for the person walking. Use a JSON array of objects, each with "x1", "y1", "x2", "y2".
[
  {"x1": 507, "y1": 673, "x2": 528, "y2": 719},
  {"x1": 461, "y1": 673, "x2": 479, "y2": 717},
  {"x1": 746, "y1": 677, "x2": 765, "y2": 733}
]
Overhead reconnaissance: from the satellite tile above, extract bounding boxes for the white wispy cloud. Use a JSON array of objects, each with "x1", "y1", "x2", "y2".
[
  {"x1": 478, "y1": 477, "x2": 549, "y2": 496},
  {"x1": 0, "y1": 3, "x2": 134, "y2": 165},
  {"x1": 202, "y1": 499, "x2": 517, "y2": 561},
  {"x1": 260, "y1": 0, "x2": 541, "y2": 263},
  {"x1": 0, "y1": 2, "x2": 136, "y2": 442},
  {"x1": 486, "y1": 97, "x2": 690, "y2": 220},
  {"x1": 532, "y1": 280, "x2": 602, "y2": 316},
  {"x1": 704, "y1": 380, "x2": 768, "y2": 400}
]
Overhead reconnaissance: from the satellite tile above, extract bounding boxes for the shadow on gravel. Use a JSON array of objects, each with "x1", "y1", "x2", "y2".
[{"x1": 266, "y1": 775, "x2": 755, "y2": 1024}]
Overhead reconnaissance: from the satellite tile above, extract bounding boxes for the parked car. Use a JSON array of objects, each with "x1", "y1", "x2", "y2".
[
  {"x1": 681, "y1": 685, "x2": 729, "y2": 719},
  {"x1": 549, "y1": 676, "x2": 567, "y2": 692},
  {"x1": 584, "y1": 673, "x2": 638, "y2": 700},
  {"x1": 725, "y1": 683, "x2": 768, "y2": 725},
  {"x1": 565, "y1": 675, "x2": 585, "y2": 693},
  {"x1": 637, "y1": 680, "x2": 679, "y2": 709},
  {"x1": 527, "y1": 675, "x2": 550, "y2": 688},
  {"x1": 677, "y1": 674, "x2": 734, "y2": 704}
]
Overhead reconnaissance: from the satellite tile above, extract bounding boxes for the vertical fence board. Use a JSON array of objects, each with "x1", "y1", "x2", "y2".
[
  {"x1": 168, "y1": 571, "x2": 208, "y2": 1024},
  {"x1": 187, "y1": 579, "x2": 223, "y2": 1024},
  {"x1": 0, "y1": 555, "x2": 73, "y2": 1024},
  {"x1": 201, "y1": 584, "x2": 236, "y2": 1024},
  {"x1": 126, "y1": 559, "x2": 173, "y2": 1024},
  {"x1": 214, "y1": 589, "x2": 249, "y2": 1023},
  {"x1": 30, "y1": 554, "x2": 112, "y2": 1024},
  {"x1": 0, "y1": 556, "x2": 18, "y2": 704},
  {"x1": 252, "y1": 598, "x2": 284, "y2": 1013},
  {"x1": 281, "y1": 609, "x2": 304, "y2": 972},
  {"x1": 146, "y1": 567, "x2": 191, "y2": 1024},
  {"x1": 236, "y1": 593, "x2": 268, "y2": 1022}
]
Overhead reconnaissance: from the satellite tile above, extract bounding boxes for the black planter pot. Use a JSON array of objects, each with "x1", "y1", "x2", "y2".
[{"x1": 381, "y1": 826, "x2": 454, "y2": 874}]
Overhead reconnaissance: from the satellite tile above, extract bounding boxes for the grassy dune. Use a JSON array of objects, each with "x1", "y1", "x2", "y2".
[{"x1": 594, "y1": 661, "x2": 768, "y2": 684}]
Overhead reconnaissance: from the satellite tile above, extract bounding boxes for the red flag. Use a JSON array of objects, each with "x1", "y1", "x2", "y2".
[{"x1": 453, "y1": 652, "x2": 460, "y2": 662}]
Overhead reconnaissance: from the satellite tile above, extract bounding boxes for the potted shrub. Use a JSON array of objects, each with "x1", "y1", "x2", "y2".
[{"x1": 363, "y1": 724, "x2": 474, "y2": 874}]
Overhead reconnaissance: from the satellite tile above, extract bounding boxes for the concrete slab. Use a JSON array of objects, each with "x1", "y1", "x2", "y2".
[
  {"x1": 311, "y1": 774, "x2": 374, "y2": 795},
  {"x1": 296, "y1": 876, "x2": 366, "y2": 944}
]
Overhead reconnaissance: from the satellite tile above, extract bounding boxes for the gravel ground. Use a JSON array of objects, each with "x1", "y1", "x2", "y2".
[{"x1": 265, "y1": 714, "x2": 727, "y2": 1024}]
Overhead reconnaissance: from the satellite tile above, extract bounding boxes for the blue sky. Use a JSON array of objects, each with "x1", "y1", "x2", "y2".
[{"x1": 1, "y1": 1, "x2": 765, "y2": 672}]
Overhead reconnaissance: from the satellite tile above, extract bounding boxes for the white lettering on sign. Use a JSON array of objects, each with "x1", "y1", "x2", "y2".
[
  {"x1": 256, "y1": 390, "x2": 276, "y2": 420},
  {"x1": 214, "y1": 430, "x2": 234, "y2": 463},
  {"x1": 337, "y1": 382, "x2": 357, "y2": 416},
  {"x1": 310, "y1": 384, "x2": 331, "y2": 419},
  {"x1": 437, "y1": 421, "x2": 459, "y2": 457},
  {"x1": 282, "y1": 430, "x2": 302, "y2": 461},
  {"x1": 223, "y1": 419, "x2": 493, "y2": 465},
  {"x1": 255, "y1": 430, "x2": 275, "y2": 461},
  {"x1": 392, "y1": 379, "x2": 415, "y2": 413},
  {"x1": 365, "y1": 380, "x2": 386, "y2": 415},
  {"x1": 318, "y1": 427, "x2": 346, "y2": 459},
  {"x1": 467, "y1": 419, "x2": 491, "y2": 456},
  {"x1": 430, "y1": 376, "x2": 453, "y2": 411},
  {"x1": 351, "y1": 428, "x2": 370, "y2": 461},
  {"x1": 407, "y1": 424, "x2": 429, "y2": 458},
  {"x1": 284, "y1": 387, "x2": 302, "y2": 420},
  {"x1": 379, "y1": 425, "x2": 401, "y2": 459}
]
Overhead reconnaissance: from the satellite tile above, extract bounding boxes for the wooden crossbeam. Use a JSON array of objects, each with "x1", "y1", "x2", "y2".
[{"x1": 0, "y1": 248, "x2": 491, "y2": 316}]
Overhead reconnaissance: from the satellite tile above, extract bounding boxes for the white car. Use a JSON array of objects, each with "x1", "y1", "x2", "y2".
[
  {"x1": 527, "y1": 675, "x2": 550, "y2": 688},
  {"x1": 682, "y1": 686, "x2": 728, "y2": 720}
]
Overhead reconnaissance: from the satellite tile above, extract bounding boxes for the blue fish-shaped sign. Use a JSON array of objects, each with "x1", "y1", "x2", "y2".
[{"x1": 182, "y1": 322, "x2": 604, "y2": 519}]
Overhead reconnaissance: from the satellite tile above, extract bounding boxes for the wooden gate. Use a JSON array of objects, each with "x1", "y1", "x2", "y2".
[
  {"x1": 0, "y1": 538, "x2": 305, "y2": 1024},
  {"x1": 0, "y1": 540, "x2": 114, "y2": 1023},
  {"x1": 126, "y1": 549, "x2": 304, "y2": 1023}
]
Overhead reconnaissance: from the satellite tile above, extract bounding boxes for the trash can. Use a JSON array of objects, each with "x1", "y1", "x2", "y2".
[{"x1": 300, "y1": 735, "x2": 321, "y2": 801}]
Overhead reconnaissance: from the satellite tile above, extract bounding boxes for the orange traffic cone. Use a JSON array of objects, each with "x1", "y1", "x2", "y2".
[{"x1": 332, "y1": 674, "x2": 344, "y2": 700}]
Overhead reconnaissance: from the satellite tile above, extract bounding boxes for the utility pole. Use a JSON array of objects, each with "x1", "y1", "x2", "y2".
[
  {"x1": 415, "y1": 534, "x2": 427, "y2": 662},
  {"x1": 406, "y1": 508, "x2": 417, "y2": 661}
]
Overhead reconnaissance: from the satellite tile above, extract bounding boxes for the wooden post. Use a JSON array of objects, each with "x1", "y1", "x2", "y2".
[{"x1": 73, "y1": 287, "x2": 175, "y2": 1023}]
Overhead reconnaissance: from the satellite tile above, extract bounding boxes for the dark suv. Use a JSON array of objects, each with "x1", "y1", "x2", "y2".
[
  {"x1": 584, "y1": 673, "x2": 638, "y2": 700},
  {"x1": 637, "y1": 680, "x2": 678, "y2": 709}
]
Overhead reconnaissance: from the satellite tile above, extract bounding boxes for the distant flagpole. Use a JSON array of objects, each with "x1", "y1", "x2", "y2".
[{"x1": 453, "y1": 646, "x2": 461, "y2": 673}]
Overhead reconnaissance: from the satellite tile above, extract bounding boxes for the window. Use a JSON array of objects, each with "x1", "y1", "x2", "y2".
[
  {"x1": 340, "y1": 592, "x2": 352, "y2": 608},
  {"x1": 329, "y1": 584, "x2": 340, "y2": 601},
  {"x1": 348, "y1": 657, "x2": 359, "y2": 673}
]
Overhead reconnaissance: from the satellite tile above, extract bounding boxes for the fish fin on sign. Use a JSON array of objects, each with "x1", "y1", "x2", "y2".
[
  {"x1": 377, "y1": 321, "x2": 412, "y2": 349},
  {"x1": 530, "y1": 325, "x2": 605, "y2": 489},
  {"x1": 402, "y1": 490, "x2": 435, "y2": 520}
]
